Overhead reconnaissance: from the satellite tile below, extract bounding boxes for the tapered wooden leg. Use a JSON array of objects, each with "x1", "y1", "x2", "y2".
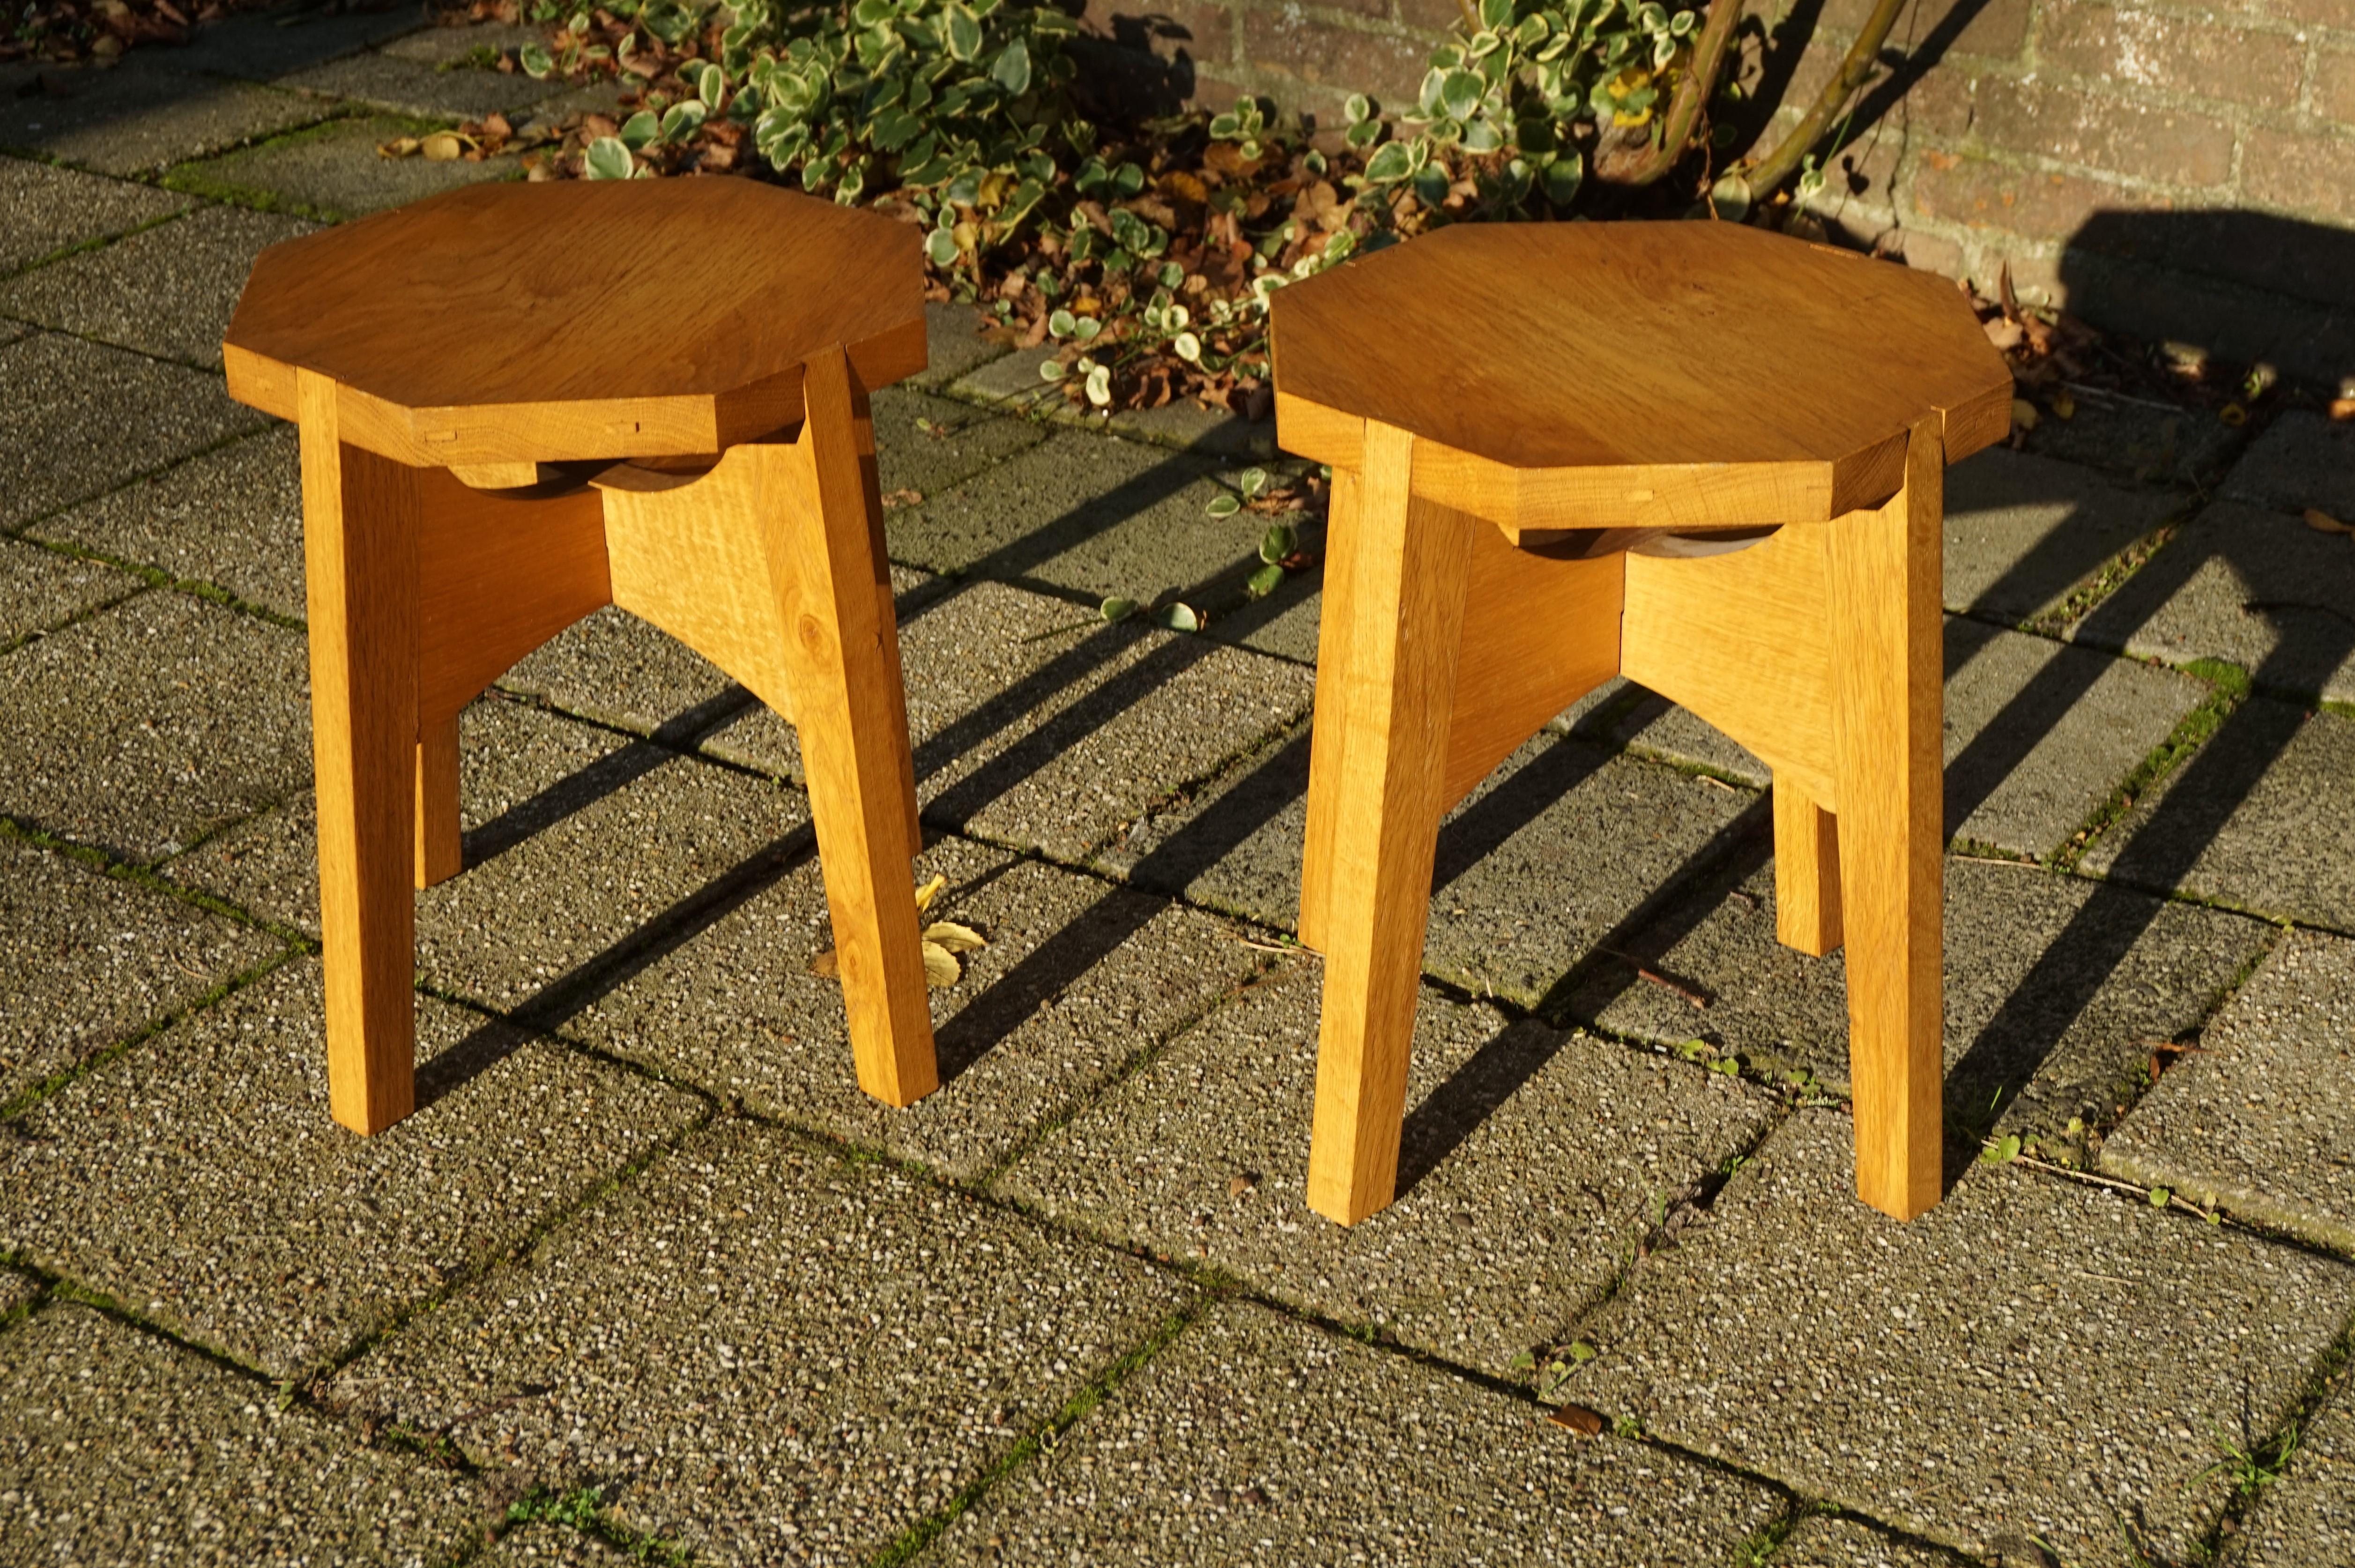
[
  {"x1": 297, "y1": 368, "x2": 420, "y2": 1135},
  {"x1": 1829, "y1": 418, "x2": 1945, "y2": 1220},
  {"x1": 1297, "y1": 463, "x2": 1366, "y2": 954},
  {"x1": 777, "y1": 345, "x2": 939, "y2": 1107},
  {"x1": 1305, "y1": 422, "x2": 1473, "y2": 1225},
  {"x1": 414, "y1": 711, "x2": 462, "y2": 890},
  {"x1": 1773, "y1": 777, "x2": 1842, "y2": 956}
]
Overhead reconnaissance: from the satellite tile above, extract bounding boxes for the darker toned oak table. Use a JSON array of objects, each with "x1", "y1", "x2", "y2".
[
  {"x1": 224, "y1": 179, "x2": 943, "y2": 1137},
  {"x1": 1268, "y1": 221, "x2": 2012, "y2": 1226}
]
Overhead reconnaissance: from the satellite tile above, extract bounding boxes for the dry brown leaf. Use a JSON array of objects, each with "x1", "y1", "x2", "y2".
[
  {"x1": 2305, "y1": 508, "x2": 2354, "y2": 535},
  {"x1": 1547, "y1": 1404, "x2": 1606, "y2": 1437},
  {"x1": 376, "y1": 135, "x2": 422, "y2": 159},
  {"x1": 921, "y1": 941, "x2": 962, "y2": 988},
  {"x1": 807, "y1": 948, "x2": 839, "y2": 979},
  {"x1": 879, "y1": 487, "x2": 922, "y2": 509},
  {"x1": 922, "y1": 920, "x2": 986, "y2": 953},
  {"x1": 2330, "y1": 397, "x2": 2355, "y2": 422}
]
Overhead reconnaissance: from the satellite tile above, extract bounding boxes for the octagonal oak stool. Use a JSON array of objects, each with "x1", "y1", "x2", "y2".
[
  {"x1": 223, "y1": 179, "x2": 942, "y2": 1136},
  {"x1": 1269, "y1": 222, "x2": 2012, "y2": 1226}
]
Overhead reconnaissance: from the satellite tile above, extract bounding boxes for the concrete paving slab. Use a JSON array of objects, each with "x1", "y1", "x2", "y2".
[
  {"x1": 1943, "y1": 445, "x2": 2185, "y2": 625},
  {"x1": 1563, "y1": 1109, "x2": 2355, "y2": 1568},
  {"x1": 172, "y1": 2, "x2": 432, "y2": 80},
  {"x1": 0, "y1": 959, "x2": 707, "y2": 1378},
  {"x1": 2235, "y1": 1358, "x2": 2355, "y2": 1568},
  {"x1": 894, "y1": 581, "x2": 1315, "y2": 859},
  {"x1": 0, "y1": 331, "x2": 266, "y2": 528},
  {"x1": 568, "y1": 832, "x2": 1263, "y2": 1182},
  {"x1": 327, "y1": 1117, "x2": 1194, "y2": 1567},
  {"x1": 0, "y1": 535, "x2": 142, "y2": 647},
  {"x1": 1769, "y1": 1516, "x2": 1979, "y2": 1566},
  {"x1": 280, "y1": 49, "x2": 564, "y2": 118},
  {"x1": 0, "y1": 1303, "x2": 492, "y2": 1567},
  {"x1": 0, "y1": 61, "x2": 326, "y2": 175},
  {"x1": 944, "y1": 334, "x2": 1060, "y2": 408},
  {"x1": 2080, "y1": 701, "x2": 2355, "y2": 929},
  {"x1": 412, "y1": 702, "x2": 807, "y2": 1008},
  {"x1": 1573, "y1": 856, "x2": 2272, "y2": 1141},
  {"x1": 885, "y1": 428, "x2": 1244, "y2": 597},
  {"x1": 0, "y1": 154, "x2": 188, "y2": 274},
  {"x1": 0, "y1": 202, "x2": 314, "y2": 368},
  {"x1": 0, "y1": 835, "x2": 280, "y2": 1109},
  {"x1": 2101, "y1": 929, "x2": 2355, "y2": 1251},
  {"x1": 478, "y1": 1523, "x2": 634, "y2": 1566},
  {"x1": 2220, "y1": 410, "x2": 2355, "y2": 521},
  {"x1": 1100, "y1": 728, "x2": 1753, "y2": 1011},
  {"x1": 911, "y1": 297, "x2": 1012, "y2": 389},
  {"x1": 1584, "y1": 620, "x2": 2204, "y2": 860},
  {"x1": 931, "y1": 1299, "x2": 1786, "y2": 1567},
  {"x1": 997, "y1": 960, "x2": 1778, "y2": 1377},
  {"x1": 869, "y1": 385, "x2": 1047, "y2": 506},
  {"x1": 1943, "y1": 617, "x2": 2208, "y2": 857},
  {"x1": 169, "y1": 694, "x2": 639, "y2": 936},
  {"x1": 2019, "y1": 386, "x2": 2243, "y2": 488},
  {"x1": 379, "y1": 22, "x2": 544, "y2": 65},
  {"x1": 30, "y1": 425, "x2": 305, "y2": 617},
  {"x1": 1106, "y1": 397, "x2": 1278, "y2": 460},
  {"x1": 515, "y1": 580, "x2": 1313, "y2": 860},
  {"x1": 166, "y1": 114, "x2": 518, "y2": 221},
  {"x1": 2069, "y1": 500, "x2": 2355, "y2": 705},
  {"x1": 497, "y1": 569, "x2": 939, "y2": 781},
  {"x1": 0, "y1": 589, "x2": 309, "y2": 862}
]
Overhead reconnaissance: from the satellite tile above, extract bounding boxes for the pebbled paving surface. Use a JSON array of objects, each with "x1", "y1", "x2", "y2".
[{"x1": 4, "y1": 32, "x2": 2351, "y2": 1564}]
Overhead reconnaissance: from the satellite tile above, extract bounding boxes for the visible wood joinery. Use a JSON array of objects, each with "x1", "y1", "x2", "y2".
[
  {"x1": 232, "y1": 182, "x2": 937, "y2": 1139},
  {"x1": 1271, "y1": 220, "x2": 2005, "y2": 1226}
]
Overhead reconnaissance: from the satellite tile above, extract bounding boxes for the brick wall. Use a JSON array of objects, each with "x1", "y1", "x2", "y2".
[{"x1": 1090, "y1": 0, "x2": 2355, "y2": 385}]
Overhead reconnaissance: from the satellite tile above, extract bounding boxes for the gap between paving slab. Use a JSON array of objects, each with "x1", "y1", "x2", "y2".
[
  {"x1": 0, "y1": 534, "x2": 145, "y2": 649},
  {"x1": 28, "y1": 424, "x2": 306, "y2": 620},
  {"x1": 995, "y1": 958, "x2": 1780, "y2": 1379},
  {"x1": 0, "y1": 57, "x2": 333, "y2": 175},
  {"x1": 0, "y1": 586, "x2": 311, "y2": 864},
  {"x1": 1569, "y1": 855, "x2": 2274, "y2": 1143},
  {"x1": 1560, "y1": 1108, "x2": 2355, "y2": 1568},
  {"x1": 505, "y1": 578, "x2": 1317, "y2": 865},
  {"x1": 0, "y1": 957, "x2": 709, "y2": 1380},
  {"x1": 164, "y1": 113, "x2": 518, "y2": 220},
  {"x1": 2101, "y1": 929, "x2": 2355, "y2": 1252},
  {"x1": 0, "y1": 833, "x2": 283, "y2": 1111},
  {"x1": 0, "y1": 330, "x2": 266, "y2": 530},
  {"x1": 1942, "y1": 443, "x2": 2187, "y2": 628},
  {"x1": 2231, "y1": 1347, "x2": 2355, "y2": 1568},
  {"x1": 927, "y1": 1297, "x2": 1789, "y2": 1567},
  {"x1": 0, "y1": 201, "x2": 316, "y2": 369},
  {"x1": 2070, "y1": 498, "x2": 2355, "y2": 706},
  {"x1": 0, "y1": 153, "x2": 190, "y2": 275},
  {"x1": 0, "y1": 1302, "x2": 496, "y2": 1567},
  {"x1": 1100, "y1": 725, "x2": 1755, "y2": 1012},
  {"x1": 2080, "y1": 700, "x2": 2355, "y2": 932},
  {"x1": 325, "y1": 1115, "x2": 1196, "y2": 1568}
]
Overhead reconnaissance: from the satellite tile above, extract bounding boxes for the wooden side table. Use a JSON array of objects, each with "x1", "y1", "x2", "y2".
[
  {"x1": 1268, "y1": 223, "x2": 2013, "y2": 1225},
  {"x1": 224, "y1": 179, "x2": 940, "y2": 1135}
]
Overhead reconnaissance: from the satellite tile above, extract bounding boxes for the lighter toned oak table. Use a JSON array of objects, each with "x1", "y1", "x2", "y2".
[
  {"x1": 224, "y1": 179, "x2": 942, "y2": 1135},
  {"x1": 1269, "y1": 222, "x2": 2012, "y2": 1225}
]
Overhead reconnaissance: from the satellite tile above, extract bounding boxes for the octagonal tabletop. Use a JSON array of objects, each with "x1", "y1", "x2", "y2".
[
  {"x1": 223, "y1": 178, "x2": 926, "y2": 468},
  {"x1": 1269, "y1": 222, "x2": 2013, "y2": 537}
]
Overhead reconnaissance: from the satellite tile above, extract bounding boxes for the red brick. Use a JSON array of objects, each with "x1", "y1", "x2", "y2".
[
  {"x1": 2319, "y1": 44, "x2": 2355, "y2": 127},
  {"x1": 2242, "y1": 123, "x2": 2355, "y2": 222},
  {"x1": 2040, "y1": 3, "x2": 2304, "y2": 109},
  {"x1": 1902, "y1": 66, "x2": 1982, "y2": 140},
  {"x1": 1815, "y1": 0, "x2": 2031, "y2": 60},
  {"x1": 1081, "y1": 0, "x2": 1235, "y2": 66},
  {"x1": 1910, "y1": 154, "x2": 2127, "y2": 239},
  {"x1": 1969, "y1": 76, "x2": 2234, "y2": 185},
  {"x1": 1397, "y1": 0, "x2": 1471, "y2": 33},
  {"x1": 1240, "y1": 9, "x2": 1430, "y2": 102},
  {"x1": 1888, "y1": 226, "x2": 1967, "y2": 279}
]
